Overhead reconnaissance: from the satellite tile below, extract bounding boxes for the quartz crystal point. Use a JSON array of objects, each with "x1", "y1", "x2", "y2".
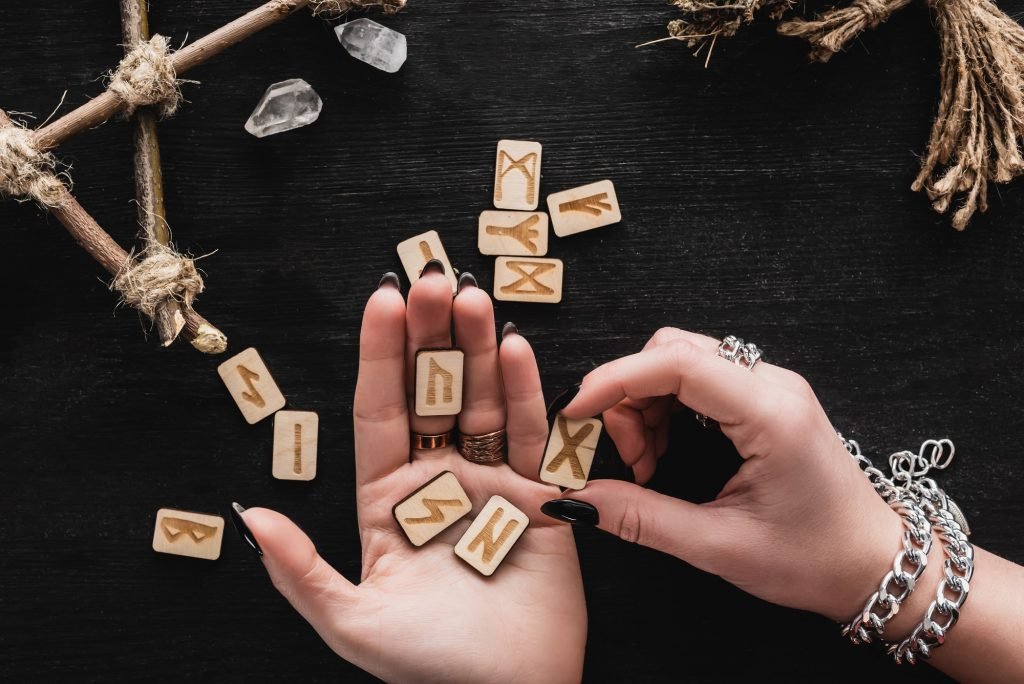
[
  {"x1": 335, "y1": 18, "x2": 407, "y2": 73},
  {"x1": 245, "y1": 79, "x2": 323, "y2": 138}
]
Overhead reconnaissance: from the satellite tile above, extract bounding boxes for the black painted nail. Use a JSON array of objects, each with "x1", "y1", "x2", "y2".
[
  {"x1": 541, "y1": 499, "x2": 599, "y2": 527},
  {"x1": 546, "y1": 383, "x2": 582, "y2": 419},
  {"x1": 230, "y1": 502, "x2": 264, "y2": 558},
  {"x1": 378, "y1": 271, "x2": 400, "y2": 290},
  {"x1": 502, "y1": 321, "x2": 519, "y2": 339},
  {"x1": 458, "y1": 272, "x2": 477, "y2": 292},
  {"x1": 421, "y1": 258, "x2": 445, "y2": 276}
]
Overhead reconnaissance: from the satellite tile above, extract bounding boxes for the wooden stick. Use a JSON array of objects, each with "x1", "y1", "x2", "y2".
[
  {"x1": 34, "y1": 0, "x2": 312, "y2": 153},
  {"x1": 122, "y1": 0, "x2": 182, "y2": 346},
  {"x1": 1, "y1": 108, "x2": 227, "y2": 354}
]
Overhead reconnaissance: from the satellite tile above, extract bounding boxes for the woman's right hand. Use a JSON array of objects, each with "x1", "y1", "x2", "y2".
[
  {"x1": 544, "y1": 326, "x2": 909, "y2": 624},
  {"x1": 543, "y1": 327, "x2": 1024, "y2": 682}
]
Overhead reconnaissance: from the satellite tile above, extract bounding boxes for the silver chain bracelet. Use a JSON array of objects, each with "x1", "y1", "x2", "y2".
[{"x1": 839, "y1": 435, "x2": 974, "y2": 664}]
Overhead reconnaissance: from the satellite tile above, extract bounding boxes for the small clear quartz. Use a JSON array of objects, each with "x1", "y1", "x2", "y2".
[
  {"x1": 335, "y1": 18, "x2": 407, "y2": 73},
  {"x1": 244, "y1": 79, "x2": 323, "y2": 138}
]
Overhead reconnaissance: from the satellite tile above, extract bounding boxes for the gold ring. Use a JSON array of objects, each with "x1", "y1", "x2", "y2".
[
  {"x1": 458, "y1": 428, "x2": 507, "y2": 464},
  {"x1": 411, "y1": 431, "x2": 454, "y2": 450}
]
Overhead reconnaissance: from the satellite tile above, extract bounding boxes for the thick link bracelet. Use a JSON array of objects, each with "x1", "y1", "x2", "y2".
[
  {"x1": 840, "y1": 435, "x2": 974, "y2": 664},
  {"x1": 842, "y1": 495, "x2": 932, "y2": 644}
]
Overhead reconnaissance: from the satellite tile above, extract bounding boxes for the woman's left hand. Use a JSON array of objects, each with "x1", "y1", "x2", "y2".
[{"x1": 235, "y1": 269, "x2": 586, "y2": 684}]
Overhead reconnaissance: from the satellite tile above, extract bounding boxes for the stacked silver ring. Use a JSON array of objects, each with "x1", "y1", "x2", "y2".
[{"x1": 696, "y1": 335, "x2": 763, "y2": 428}]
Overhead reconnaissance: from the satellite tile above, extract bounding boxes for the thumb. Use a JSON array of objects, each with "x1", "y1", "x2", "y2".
[
  {"x1": 231, "y1": 504, "x2": 358, "y2": 642},
  {"x1": 548, "y1": 480, "x2": 728, "y2": 566}
]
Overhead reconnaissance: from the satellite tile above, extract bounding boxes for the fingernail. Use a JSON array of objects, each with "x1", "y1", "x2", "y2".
[
  {"x1": 230, "y1": 502, "x2": 263, "y2": 558},
  {"x1": 421, "y1": 259, "x2": 445, "y2": 276},
  {"x1": 378, "y1": 271, "x2": 400, "y2": 290},
  {"x1": 501, "y1": 321, "x2": 519, "y2": 339},
  {"x1": 547, "y1": 383, "x2": 582, "y2": 419},
  {"x1": 458, "y1": 272, "x2": 477, "y2": 292},
  {"x1": 541, "y1": 499, "x2": 599, "y2": 526}
]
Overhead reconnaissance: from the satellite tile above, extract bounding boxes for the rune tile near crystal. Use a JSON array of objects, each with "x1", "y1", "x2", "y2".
[
  {"x1": 245, "y1": 79, "x2": 323, "y2": 138},
  {"x1": 335, "y1": 18, "x2": 407, "y2": 73}
]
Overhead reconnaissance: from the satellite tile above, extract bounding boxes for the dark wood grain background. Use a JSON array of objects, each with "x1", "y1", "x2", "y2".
[{"x1": 2, "y1": 1, "x2": 1022, "y2": 681}]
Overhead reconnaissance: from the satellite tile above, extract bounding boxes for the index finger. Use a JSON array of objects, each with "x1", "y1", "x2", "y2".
[
  {"x1": 353, "y1": 281, "x2": 410, "y2": 485},
  {"x1": 561, "y1": 338, "x2": 775, "y2": 431}
]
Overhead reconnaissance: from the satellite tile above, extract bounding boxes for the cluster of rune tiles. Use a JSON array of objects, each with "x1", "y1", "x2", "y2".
[{"x1": 391, "y1": 141, "x2": 616, "y2": 574}]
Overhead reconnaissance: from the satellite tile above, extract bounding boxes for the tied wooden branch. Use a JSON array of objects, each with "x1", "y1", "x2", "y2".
[
  {"x1": 32, "y1": 0, "x2": 404, "y2": 153},
  {"x1": 663, "y1": 0, "x2": 1024, "y2": 230},
  {"x1": 122, "y1": 0, "x2": 181, "y2": 346},
  {"x1": 0, "y1": 108, "x2": 226, "y2": 354},
  {"x1": 0, "y1": 0, "x2": 402, "y2": 349}
]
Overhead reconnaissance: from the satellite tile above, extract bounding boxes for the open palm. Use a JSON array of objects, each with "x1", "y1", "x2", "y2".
[{"x1": 239, "y1": 270, "x2": 586, "y2": 683}]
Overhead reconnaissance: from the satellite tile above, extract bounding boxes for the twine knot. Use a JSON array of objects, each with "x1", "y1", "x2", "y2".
[
  {"x1": 854, "y1": 0, "x2": 892, "y2": 28},
  {"x1": 309, "y1": 0, "x2": 406, "y2": 20},
  {"x1": 112, "y1": 245, "x2": 204, "y2": 319},
  {"x1": 108, "y1": 35, "x2": 181, "y2": 118},
  {"x1": 0, "y1": 122, "x2": 66, "y2": 206}
]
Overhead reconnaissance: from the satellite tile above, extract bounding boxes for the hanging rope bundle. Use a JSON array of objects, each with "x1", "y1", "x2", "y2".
[{"x1": 665, "y1": 0, "x2": 1024, "y2": 230}]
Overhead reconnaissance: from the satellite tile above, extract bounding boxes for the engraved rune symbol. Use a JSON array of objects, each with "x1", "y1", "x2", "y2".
[
  {"x1": 426, "y1": 357, "x2": 454, "y2": 406},
  {"x1": 418, "y1": 240, "x2": 435, "y2": 263},
  {"x1": 545, "y1": 416, "x2": 594, "y2": 479},
  {"x1": 236, "y1": 365, "x2": 265, "y2": 407},
  {"x1": 403, "y1": 498, "x2": 464, "y2": 525},
  {"x1": 495, "y1": 151, "x2": 539, "y2": 205},
  {"x1": 467, "y1": 507, "x2": 520, "y2": 563},
  {"x1": 500, "y1": 261, "x2": 556, "y2": 296},
  {"x1": 486, "y1": 214, "x2": 541, "y2": 253},
  {"x1": 293, "y1": 423, "x2": 303, "y2": 474},
  {"x1": 161, "y1": 518, "x2": 218, "y2": 544},
  {"x1": 559, "y1": 192, "x2": 612, "y2": 216}
]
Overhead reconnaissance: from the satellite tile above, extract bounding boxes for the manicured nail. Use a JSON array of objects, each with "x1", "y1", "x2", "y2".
[
  {"x1": 421, "y1": 259, "x2": 445, "y2": 276},
  {"x1": 501, "y1": 321, "x2": 519, "y2": 338},
  {"x1": 547, "y1": 383, "x2": 582, "y2": 419},
  {"x1": 541, "y1": 499, "x2": 599, "y2": 526},
  {"x1": 230, "y1": 502, "x2": 263, "y2": 558},
  {"x1": 378, "y1": 271, "x2": 400, "y2": 290},
  {"x1": 458, "y1": 272, "x2": 477, "y2": 292}
]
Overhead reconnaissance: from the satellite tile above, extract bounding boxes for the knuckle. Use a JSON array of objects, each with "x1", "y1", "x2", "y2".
[
  {"x1": 665, "y1": 337, "x2": 700, "y2": 370},
  {"x1": 616, "y1": 497, "x2": 646, "y2": 545},
  {"x1": 790, "y1": 373, "x2": 816, "y2": 401},
  {"x1": 651, "y1": 326, "x2": 682, "y2": 346}
]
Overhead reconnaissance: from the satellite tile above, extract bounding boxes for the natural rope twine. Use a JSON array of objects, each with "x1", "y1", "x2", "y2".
[
  {"x1": 310, "y1": 0, "x2": 406, "y2": 20},
  {"x1": 669, "y1": 0, "x2": 1024, "y2": 230},
  {"x1": 107, "y1": 35, "x2": 182, "y2": 118},
  {"x1": 112, "y1": 244, "x2": 204, "y2": 319},
  {"x1": 0, "y1": 122, "x2": 67, "y2": 206}
]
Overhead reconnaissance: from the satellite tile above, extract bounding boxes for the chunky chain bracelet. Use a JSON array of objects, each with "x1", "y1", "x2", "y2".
[
  {"x1": 839, "y1": 435, "x2": 974, "y2": 664},
  {"x1": 842, "y1": 495, "x2": 932, "y2": 644}
]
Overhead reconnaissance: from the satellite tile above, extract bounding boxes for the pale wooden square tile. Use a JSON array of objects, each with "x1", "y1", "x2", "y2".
[
  {"x1": 273, "y1": 410, "x2": 319, "y2": 481},
  {"x1": 494, "y1": 139, "x2": 542, "y2": 210},
  {"x1": 393, "y1": 471, "x2": 472, "y2": 547},
  {"x1": 478, "y1": 211, "x2": 549, "y2": 256},
  {"x1": 547, "y1": 179, "x2": 622, "y2": 237},
  {"x1": 152, "y1": 508, "x2": 225, "y2": 561},
  {"x1": 415, "y1": 349, "x2": 465, "y2": 416},
  {"x1": 217, "y1": 347, "x2": 287, "y2": 424},
  {"x1": 539, "y1": 415, "x2": 603, "y2": 490},
  {"x1": 454, "y1": 495, "x2": 530, "y2": 576},
  {"x1": 396, "y1": 230, "x2": 458, "y2": 294},
  {"x1": 493, "y1": 256, "x2": 563, "y2": 304}
]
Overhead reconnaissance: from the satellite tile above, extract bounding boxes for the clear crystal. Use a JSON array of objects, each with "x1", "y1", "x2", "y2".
[
  {"x1": 335, "y1": 19, "x2": 407, "y2": 73},
  {"x1": 244, "y1": 79, "x2": 323, "y2": 138}
]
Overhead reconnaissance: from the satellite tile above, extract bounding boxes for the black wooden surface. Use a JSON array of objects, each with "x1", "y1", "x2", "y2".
[{"x1": 2, "y1": 1, "x2": 1022, "y2": 682}]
